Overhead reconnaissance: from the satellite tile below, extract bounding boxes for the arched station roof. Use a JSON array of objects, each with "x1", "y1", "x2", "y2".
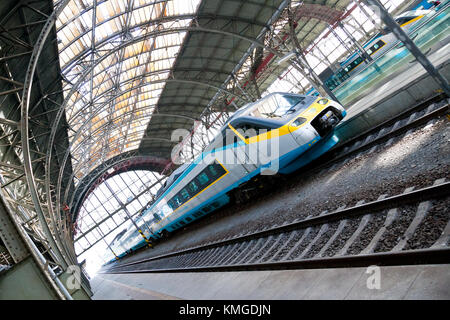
[{"x1": 2, "y1": 0, "x2": 413, "y2": 268}]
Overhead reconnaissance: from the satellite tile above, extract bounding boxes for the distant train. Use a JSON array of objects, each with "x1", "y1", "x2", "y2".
[
  {"x1": 104, "y1": 92, "x2": 346, "y2": 263},
  {"x1": 307, "y1": 7, "x2": 435, "y2": 95}
]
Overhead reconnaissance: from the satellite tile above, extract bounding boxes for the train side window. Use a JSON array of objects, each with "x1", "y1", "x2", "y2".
[
  {"x1": 188, "y1": 180, "x2": 199, "y2": 193},
  {"x1": 153, "y1": 212, "x2": 160, "y2": 221},
  {"x1": 185, "y1": 217, "x2": 192, "y2": 222},
  {"x1": 234, "y1": 124, "x2": 260, "y2": 138},
  {"x1": 396, "y1": 16, "x2": 415, "y2": 25},
  {"x1": 172, "y1": 195, "x2": 182, "y2": 208},
  {"x1": 368, "y1": 41, "x2": 383, "y2": 55},
  {"x1": 222, "y1": 127, "x2": 241, "y2": 147},
  {"x1": 197, "y1": 172, "x2": 209, "y2": 185},
  {"x1": 180, "y1": 188, "x2": 190, "y2": 201},
  {"x1": 179, "y1": 220, "x2": 186, "y2": 226},
  {"x1": 208, "y1": 164, "x2": 219, "y2": 177}
]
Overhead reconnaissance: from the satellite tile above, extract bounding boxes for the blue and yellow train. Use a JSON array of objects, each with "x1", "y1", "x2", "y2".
[
  {"x1": 104, "y1": 92, "x2": 346, "y2": 263},
  {"x1": 308, "y1": 6, "x2": 437, "y2": 95}
]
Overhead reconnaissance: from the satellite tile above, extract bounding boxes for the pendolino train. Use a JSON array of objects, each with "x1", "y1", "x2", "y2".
[
  {"x1": 308, "y1": 6, "x2": 436, "y2": 94},
  {"x1": 104, "y1": 92, "x2": 346, "y2": 263}
]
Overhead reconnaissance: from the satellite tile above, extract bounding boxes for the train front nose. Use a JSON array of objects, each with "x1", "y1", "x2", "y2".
[
  {"x1": 288, "y1": 119, "x2": 318, "y2": 146},
  {"x1": 288, "y1": 102, "x2": 346, "y2": 145}
]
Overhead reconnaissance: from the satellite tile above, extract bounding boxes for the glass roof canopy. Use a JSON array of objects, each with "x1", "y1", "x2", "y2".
[{"x1": 55, "y1": 0, "x2": 201, "y2": 184}]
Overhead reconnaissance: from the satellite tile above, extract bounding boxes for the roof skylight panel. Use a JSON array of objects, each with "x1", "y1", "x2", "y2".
[{"x1": 54, "y1": 0, "x2": 202, "y2": 180}]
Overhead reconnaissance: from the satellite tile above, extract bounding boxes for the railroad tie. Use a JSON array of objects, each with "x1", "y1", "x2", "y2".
[
  {"x1": 246, "y1": 237, "x2": 271, "y2": 263},
  {"x1": 425, "y1": 103, "x2": 437, "y2": 113},
  {"x1": 360, "y1": 208, "x2": 398, "y2": 255},
  {"x1": 318, "y1": 219, "x2": 348, "y2": 257},
  {"x1": 222, "y1": 242, "x2": 248, "y2": 265},
  {"x1": 431, "y1": 220, "x2": 450, "y2": 249},
  {"x1": 284, "y1": 227, "x2": 312, "y2": 261},
  {"x1": 392, "y1": 201, "x2": 432, "y2": 252},
  {"x1": 375, "y1": 127, "x2": 388, "y2": 140},
  {"x1": 338, "y1": 214, "x2": 371, "y2": 256},
  {"x1": 236, "y1": 239, "x2": 262, "y2": 264},
  {"x1": 256, "y1": 233, "x2": 284, "y2": 263},
  {"x1": 269, "y1": 231, "x2": 299, "y2": 262},
  {"x1": 218, "y1": 242, "x2": 242, "y2": 265},
  {"x1": 298, "y1": 224, "x2": 329, "y2": 259}
]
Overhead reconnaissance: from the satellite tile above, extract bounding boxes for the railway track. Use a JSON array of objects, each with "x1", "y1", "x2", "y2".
[
  {"x1": 102, "y1": 95, "x2": 449, "y2": 273},
  {"x1": 309, "y1": 94, "x2": 449, "y2": 175},
  {"x1": 103, "y1": 180, "x2": 450, "y2": 273}
]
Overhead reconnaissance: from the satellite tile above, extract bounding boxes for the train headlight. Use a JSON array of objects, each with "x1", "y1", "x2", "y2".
[
  {"x1": 320, "y1": 111, "x2": 338, "y2": 126},
  {"x1": 292, "y1": 117, "x2": 307, "y2": 126},
  {"x1": 317, "y1": 98, "x2": 328, "y2": 105}
]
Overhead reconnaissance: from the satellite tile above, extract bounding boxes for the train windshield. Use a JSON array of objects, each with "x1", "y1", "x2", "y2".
[{"x1": 249, "y1": 93, "x2": 305, "y2": 119}]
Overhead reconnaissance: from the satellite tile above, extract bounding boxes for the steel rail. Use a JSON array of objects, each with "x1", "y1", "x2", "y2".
[
  {"x1": 104, "y1": 248, "x2": 450, "y2": 273},
  {"x1": 104, "y1": 181, "x2": 450, "y2": 272},
  {"x1": 318, "y1": 100, "x2": 450, "y2": 171},
  {"x1": 102, "y1": 96, "x2": 450, "y2": 272},
  {"x1": 332, "y1": 94, "x2": 448, "y2": 156}
]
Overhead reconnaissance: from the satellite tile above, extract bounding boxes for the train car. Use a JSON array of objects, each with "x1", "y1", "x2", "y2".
[
  {"x1": 104, "y1": 92, "x2": 346, "y2": 263},
  {"x1": 328, "y1": 8, "x2": 433, "y2": 90},
  {"x1": 304, "y1": 7, "x2": 435, "y2": 95}
]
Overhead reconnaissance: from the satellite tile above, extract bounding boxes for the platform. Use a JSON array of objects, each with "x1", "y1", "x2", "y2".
[{"x1": 91, "y1": 264, "x2": 450, "y2": 300}]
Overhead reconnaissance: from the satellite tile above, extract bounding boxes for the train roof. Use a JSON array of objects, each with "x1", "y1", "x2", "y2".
[{"x1": 155, "y1": 163, "x2": 190, "y2": 200}]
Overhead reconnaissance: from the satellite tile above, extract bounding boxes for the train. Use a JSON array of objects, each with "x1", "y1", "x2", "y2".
[
  {"x1": 307, "y1": 6, "x2": 437, "y2": 95},
  {"x1": 103, "y1": 92, "x2": 346, "y2": 263}
]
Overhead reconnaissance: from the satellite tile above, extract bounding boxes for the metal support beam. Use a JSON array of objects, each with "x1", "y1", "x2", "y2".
[
  {"x1": 0, "y1": 190, "x2": 29, "y2": 263},
  {"x1": 337, "y1": 21, "x2": 373, "y2": 62},
  {"x1": 353, "y1": 0, "x2": 382, "y2": 33},
  {"x1": 0, "y1": 87, "x2": 23, "y2": 97},
  {"x1": 288, "y1": 13, "x2": 341, "y2": 103},
  {"x1": 364, "y1": 0, "x2": 450, "y2": 96},
  {"x1": 104, "y1": 179, "x2": 153, "y2": 248},
  {"x1": 327, "y1": 23, "x2": 353, "y2": 55}
]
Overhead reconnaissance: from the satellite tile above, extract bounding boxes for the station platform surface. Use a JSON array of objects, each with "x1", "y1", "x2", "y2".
[{"x1": 91, "y1": 264, "x2": 450, "y2": 300}]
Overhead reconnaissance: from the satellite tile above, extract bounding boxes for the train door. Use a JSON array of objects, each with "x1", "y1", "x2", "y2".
[
  {"x1": 228, "y1": 122, "x2": 278, "y2": 174},
  {"x1": 220, "y1": 127, "x2": 257, "y2": 173}
]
